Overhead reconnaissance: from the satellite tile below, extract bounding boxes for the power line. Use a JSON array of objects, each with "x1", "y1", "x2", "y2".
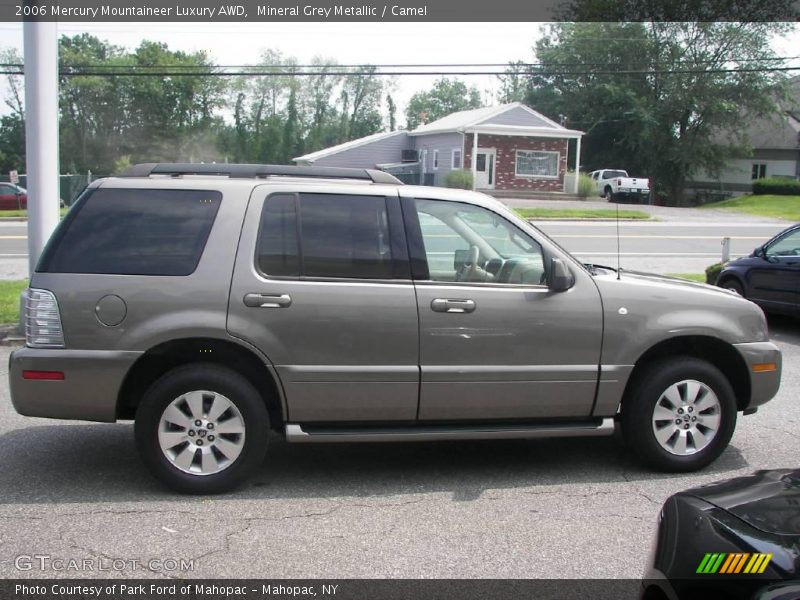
[{"x1": 1, "y1": 66, "x2": 799, "y2": 77}]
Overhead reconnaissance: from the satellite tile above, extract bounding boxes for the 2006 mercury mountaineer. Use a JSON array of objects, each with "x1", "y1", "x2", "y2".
[{"x1": 9, "y1": 163, "x2": 781, "y2": 493}]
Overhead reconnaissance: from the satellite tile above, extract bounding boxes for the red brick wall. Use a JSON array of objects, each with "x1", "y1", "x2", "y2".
[{"x1": 463, "y1": 134, "x2": 569, "y2": 191}]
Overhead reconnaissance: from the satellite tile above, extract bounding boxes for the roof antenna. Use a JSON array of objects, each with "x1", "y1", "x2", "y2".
[{"x1": 616, "y1": 199, "x2": 621, "y2": 280}]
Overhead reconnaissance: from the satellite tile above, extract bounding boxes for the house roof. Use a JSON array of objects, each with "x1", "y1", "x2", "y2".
[
  {"x1": 409, "y1": 102, "x2": 584, "y2": 138},
  {"x1": 293, "y1": 130, "x2": 408, "y2": 163}
]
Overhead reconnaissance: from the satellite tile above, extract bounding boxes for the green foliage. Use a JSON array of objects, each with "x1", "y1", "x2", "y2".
[
  {"x1": 444, "y1": 169, "x2": 474, "y2": 190},
  {"x1": 699, "y1": 194, "x2": 800, "y2": 221},
  {"x1": 705, "y1": 263, "x2": 723, "y2": 285},
  {"x1": 406, "y1": 78, "x2": 483, "y2": 130},
  {"x1": 0, "y1": 279, "x2": 27, "y2": 324},
  {"x1": 576, "y1": 172, "x2": 595, "y2": 198},
  {"x1": 112, "y1": 155, "x2": 133, "y2": 175},
  {"x1": 0, "y1": 37, "x2": 391, "y2": 173},
  {"x1": 525, "y1": 22, "x2": 791, "y2": 205},
  {"x1": 514, "y1": 207, "x2": 649, "y2": 219},
  {"x1": 752, "y1": 177, "x2": 800, "y2": 196}
]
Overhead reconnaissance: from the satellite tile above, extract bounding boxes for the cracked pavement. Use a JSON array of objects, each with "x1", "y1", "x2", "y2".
[{"x1": 0, "y1": 316, "x2": 798, "y2": 579}]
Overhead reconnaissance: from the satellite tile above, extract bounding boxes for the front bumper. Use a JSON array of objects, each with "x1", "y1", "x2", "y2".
[
  {"x1": 9, "y1": 347, "x2": 142, "y2": 422},
  {"x1": 733, "y1": 341, "x2": 782, "y2": 410}
]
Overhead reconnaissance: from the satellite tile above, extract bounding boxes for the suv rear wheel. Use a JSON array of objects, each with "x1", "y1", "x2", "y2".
[
  {"x1": 135, "y1": 364, "x2": 269, "y2": 494},
  {"x1": 621, "y1": 357, "x2": 737, "y2": 472}
]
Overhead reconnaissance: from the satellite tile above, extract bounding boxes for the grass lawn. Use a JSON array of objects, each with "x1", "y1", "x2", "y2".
[
  {"x1": 666, "y1": 273, "x2": 706, "y2": 283},
  {"x1": 699, "y1": 195, "x2": 800, "y2": 221},
  {"x1": 0, "y1": 208, "x2": 69, "y2": 218},
  {"x1": 514, "y1": 207, "x2": 651, "y2": 220},
  {"x1": 0, "y1": 279, "x2": 27, "y2": 324}
]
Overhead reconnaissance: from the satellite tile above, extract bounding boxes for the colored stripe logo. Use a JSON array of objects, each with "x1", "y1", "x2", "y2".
[{"x1": 696, "y1": 553, "x2": 772, "y2": 574}]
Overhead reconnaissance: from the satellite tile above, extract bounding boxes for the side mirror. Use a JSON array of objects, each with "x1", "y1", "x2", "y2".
[
  {"x1": 753, "y1": 246, "x2": 765, "y2": 258},
  {"x1": 548, "y1": 257, "x2": 575, "y2": 292}
]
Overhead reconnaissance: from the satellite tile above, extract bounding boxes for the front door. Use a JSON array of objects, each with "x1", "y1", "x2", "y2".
[
  {"x1": 748, "y1": 227, "x2": 800, "y2": 312},
  {"x1": 227, "y1": 185, "x2": 419, "y2": 423},
  {"x1": 474, "y1": 149, "x2": 496, "y2": 190},
  {"x1": 404, "y1": 195, "x2": 603, "y2": 421}
]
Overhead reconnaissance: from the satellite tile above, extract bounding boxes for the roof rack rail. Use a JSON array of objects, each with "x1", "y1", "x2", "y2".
[{"x1": 119, "y1": 163, "x2": 404, "y2": 185}]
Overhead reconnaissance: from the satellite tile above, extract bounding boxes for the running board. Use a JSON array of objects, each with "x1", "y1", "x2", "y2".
[{"x1": 285, "y1": 418, "x2": 615, "y2": 443}]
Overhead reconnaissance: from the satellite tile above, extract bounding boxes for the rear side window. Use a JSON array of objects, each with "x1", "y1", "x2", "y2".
[
  {"x1": 256, "y1": 193, "x2": 393, "y2": 279},
  {"x1": 39, "y1": 188, "x2": 221, "y2": 275}
]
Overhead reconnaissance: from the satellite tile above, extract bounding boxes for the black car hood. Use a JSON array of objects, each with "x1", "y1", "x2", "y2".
[{"x1": 683, "y1": 469, "x2": 800, "y2": 536}]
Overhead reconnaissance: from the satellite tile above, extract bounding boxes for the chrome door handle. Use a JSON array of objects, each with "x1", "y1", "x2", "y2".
[
  {"x1": 431, "y1": 298, "x2": 476, "y2": 313},
  {"x1": 244, "y1": 293, "x2": 292, "y2": 308}
]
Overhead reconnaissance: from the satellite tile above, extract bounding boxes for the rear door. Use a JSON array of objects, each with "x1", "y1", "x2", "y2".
[
  {"x1": 403, "y1": 194, "x2": 604, "y2": 421},
  {"x1": 227, "y1": 185, "x2": 420, "y2": 423}
]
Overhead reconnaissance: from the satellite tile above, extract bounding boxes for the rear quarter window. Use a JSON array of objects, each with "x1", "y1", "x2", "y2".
[{"x1": 38, "y1": 188, "x2": 221, "y2": 275}]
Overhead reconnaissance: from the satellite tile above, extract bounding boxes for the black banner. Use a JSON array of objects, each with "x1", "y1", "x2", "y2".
[{"x1": 3, "y1": 0, "x2": 799, "y2": 22}]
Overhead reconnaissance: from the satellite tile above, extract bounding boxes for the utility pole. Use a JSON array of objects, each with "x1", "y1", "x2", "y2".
[{"x1": 23, "y1": 21, "x2": 60, "y2": 276}]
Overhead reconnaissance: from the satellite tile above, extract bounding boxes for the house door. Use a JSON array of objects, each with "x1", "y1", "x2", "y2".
[{"x1": 475, "y1": 149, "x2": 496, "y2": 190}]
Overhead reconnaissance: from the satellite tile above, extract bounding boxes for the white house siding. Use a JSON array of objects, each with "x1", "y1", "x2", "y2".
[
  {"x1": 413, "y1": 132, "x2": 464, "y2": 186},
  {"x1": 692, "y1": 150, "x2": 799, "y2": 196},
  {"x1": 481, "y1": 105, "x2": 556, "y2": 128},
  {"x1": 306, "y1": 132, "x2": 411, "y2": 168}
]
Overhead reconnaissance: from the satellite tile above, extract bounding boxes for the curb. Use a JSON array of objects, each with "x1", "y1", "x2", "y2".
[{"x1": 0, "y1": 323, "x2": 23, "y2": 347}]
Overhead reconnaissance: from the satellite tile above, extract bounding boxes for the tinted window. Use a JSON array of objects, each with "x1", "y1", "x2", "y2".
[
  {"x1": 39, "y1": 188, "x2": 221, "y2": 275},
  {"x1": 257, "y1": 194, "x2": 300, "y2": 276},
  {"x1": 255, "y1": 193, "x2": 393, "y2": 280}
]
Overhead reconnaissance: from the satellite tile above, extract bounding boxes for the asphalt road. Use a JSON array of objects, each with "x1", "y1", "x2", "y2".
[
  {"x1": 0, "y1": 218, "x2": 789, "y2": 280},
  {"x1": 1, "y1": 317, "x2": 798, "y2": 580}
]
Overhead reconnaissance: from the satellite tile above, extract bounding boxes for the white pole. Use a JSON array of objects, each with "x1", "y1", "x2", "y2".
[
  {"x1": 573, "y1": 136, "x2": 582, "y2": 195},
  {"x1": 471, "y1": 132, "x2": 478, "y2": 191},
  {"x1": 24, "y1": 21, "x2": 60, "y2": 276}
]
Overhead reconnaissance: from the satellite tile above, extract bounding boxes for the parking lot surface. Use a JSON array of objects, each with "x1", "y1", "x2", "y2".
[{"x1": 0, "y1": 317, "x2": 798, "y2": 579}]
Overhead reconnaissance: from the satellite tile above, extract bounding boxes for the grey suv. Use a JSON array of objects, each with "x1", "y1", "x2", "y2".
[{"x1": 9, "y1": 163, "x2": 781, "y2": 493}]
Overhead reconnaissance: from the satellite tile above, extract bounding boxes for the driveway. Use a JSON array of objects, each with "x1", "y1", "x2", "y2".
[{"x1": 1, "y1": 316, "x2": 798, "y2": 579}]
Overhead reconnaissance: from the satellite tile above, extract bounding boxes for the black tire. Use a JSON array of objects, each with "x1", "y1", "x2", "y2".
[
  {"x1": 621, "y1": 357, "x2": 737, "y2": 472},
  {"x1": 720, "y1": 278, "x2": 745, "y2": 298},
  {"x1": 605, "y1": 187, "x2": 615, "y2": 202},
  {"x1": 135, "y1": 363, "x2": 269, "y2": 494}
]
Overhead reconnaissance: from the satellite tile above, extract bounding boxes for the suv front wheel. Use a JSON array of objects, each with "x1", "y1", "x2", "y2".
[
  {"x1": 135, "y1": 364, "x2": 269, "y2": 494},
  {"x1": 621, "y1": 357, "x2": 737, "y2": 472}
]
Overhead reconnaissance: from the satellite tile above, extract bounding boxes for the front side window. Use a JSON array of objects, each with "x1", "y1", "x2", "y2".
[
  {"x1": 516, "y1": 150, "x2": 559, "y2": 178},
  {"x1": 766, "y1": 229, "x2": 800, "y2": 258},
  {"x1": 415, "y1": 199, "x2": 544, "y2": 285},
  {"x1": 39, "y1": 188, "x2": 221, "y2": 275},
  {"x1": 256, "y1": 193, "x2": 393, "y2": 279}
]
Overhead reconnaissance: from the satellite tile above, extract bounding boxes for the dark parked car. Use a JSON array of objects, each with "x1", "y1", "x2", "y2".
[
  {"x1": 641, "y1": 469, "x2": 800, "y2": 600},
  {"x1": 716, "y1": 224, "x2": 800, "y2": 315},
  {"x1": 0, "y1": 182, "x2": 27, "y2": 209}
]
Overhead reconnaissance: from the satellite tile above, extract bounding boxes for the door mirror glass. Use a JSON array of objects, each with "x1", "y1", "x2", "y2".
[
  {"x1": 753, "y1": 246, "x2": 764, "y2": 258},
  {"x1": 548, "y1": 257, "x2": 575, "y2": 292}
]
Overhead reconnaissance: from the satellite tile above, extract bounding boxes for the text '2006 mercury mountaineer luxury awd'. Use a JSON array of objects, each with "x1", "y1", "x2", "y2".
[{"x1": 9, "y1": 163, "x2": 781, "y2": 493}]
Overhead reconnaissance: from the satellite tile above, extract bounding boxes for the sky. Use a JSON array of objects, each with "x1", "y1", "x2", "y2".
[{"x1": 0, "y1": 21, "x2": 798, "y2": 118}]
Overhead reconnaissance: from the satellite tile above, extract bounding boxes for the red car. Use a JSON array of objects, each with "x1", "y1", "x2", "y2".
[{"x1": 0, "y1": 182, "x2": 27, "y2": 210}]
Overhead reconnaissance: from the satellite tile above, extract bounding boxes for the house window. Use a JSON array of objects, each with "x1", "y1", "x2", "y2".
[
  {"x1": 432, "y1": 150, "x2": 439, "y2": 170},
  {"x1": 752, "y1": 163, "x2": 766, "y2": 180},
  {"x1": 452, "y1": 148, "x2": 462, "y2": 169},
  {"x1": 515, "y1": 150, "x2": 559, "y2": 179}
]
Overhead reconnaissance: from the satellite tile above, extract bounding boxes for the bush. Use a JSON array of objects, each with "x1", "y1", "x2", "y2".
[
  {"x1": 444, "y1": 169, "x2": 473, "y2": 190},
  {"x1": 705, "y1": 262, "x2": 723, "y2": 284},
  {"x1": 577, "y1": 173, "x2": 595, "y2": 198},
  {"x1": 752, "y1": 177, "x2": 800, "y2": 196}
]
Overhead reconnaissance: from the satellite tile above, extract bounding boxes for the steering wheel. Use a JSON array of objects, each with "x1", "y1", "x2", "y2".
[{"x1": 456, "y1": 245, "x2": 480, "y2": 282}]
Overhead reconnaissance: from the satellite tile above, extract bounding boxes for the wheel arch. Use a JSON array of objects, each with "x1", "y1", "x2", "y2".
[
  {"x1": 716, "y1": 271, "x2": 744, "y2": 290},
  {"x1": 116, "y1": 337, "x2": 286, "y2": 429},
  {"x1": 621, "y1": 335, "x2": 750, "y2": 412}
]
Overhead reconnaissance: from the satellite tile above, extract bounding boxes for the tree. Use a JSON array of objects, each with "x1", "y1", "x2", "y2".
[
  {"x1": 386, "y1": 94, "x2": 397, "y2": 131},
  {"x1": 405, "y1": 77, "x2": 483, "y2": 129},
  {"x1": 497, "y1": 61, "x2": 529, "y2": 104},
  {"x1": 525, "y1": 22, "x2": 793, "y2": 204}
]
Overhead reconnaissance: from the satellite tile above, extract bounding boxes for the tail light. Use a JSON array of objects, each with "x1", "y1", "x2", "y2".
[
  {"x1": 24, "y1": 288, "x2": 65, "y2": 348},
  {"x1": 618, "y1": 178, "x2": 622, "y2": 185}
]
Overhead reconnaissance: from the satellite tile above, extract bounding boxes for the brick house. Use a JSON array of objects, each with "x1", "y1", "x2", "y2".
[{"x1": 293, "y1": 103, "x2": 584, "y2": 194}]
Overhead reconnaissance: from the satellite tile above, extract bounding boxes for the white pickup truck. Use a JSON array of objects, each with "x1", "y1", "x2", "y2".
[{"x1": 590, "y1": 169, "x2": 650, "y2": 203}]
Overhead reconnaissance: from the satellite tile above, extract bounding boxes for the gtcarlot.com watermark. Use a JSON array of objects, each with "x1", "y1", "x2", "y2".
[{"x1": 15, "y1": 554, "x2": 195, "y2": 573}]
